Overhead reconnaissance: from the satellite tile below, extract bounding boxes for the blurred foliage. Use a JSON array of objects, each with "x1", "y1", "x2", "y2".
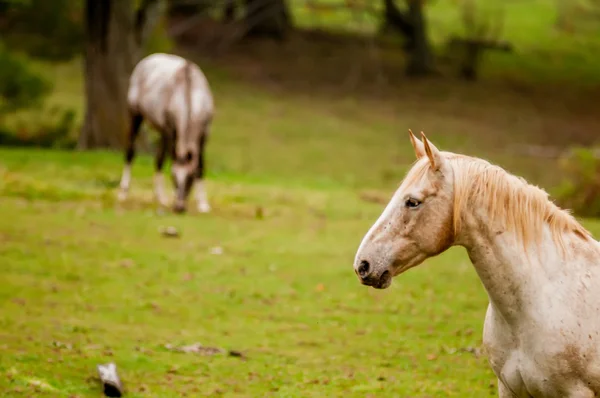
[
  {"x1": 0, "y1": 0, "x2": 83, "y2": 61},
  {"x1": 0, "y1": 41, "x2": 51, "y2": 114},
  {"x1": 0, "y1": 39, "x2": 73, "y2": 149},
  {"x1": 144, "y1": 14, "x2": 174, "y2": 55},
  {"x1": 0, "y1": 106, "x2": 76, "y2": 149},
  {"x1": 556, "y1": 0, "x2": 600, "y2": 33},
  {"x1": 557, "y1": 147, "x2": 600, "y2": 217}
]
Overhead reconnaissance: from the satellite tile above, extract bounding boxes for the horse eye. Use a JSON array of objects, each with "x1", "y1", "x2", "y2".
[{"x1": 405, "y1": 198, "x2": 421, "y2": 208}]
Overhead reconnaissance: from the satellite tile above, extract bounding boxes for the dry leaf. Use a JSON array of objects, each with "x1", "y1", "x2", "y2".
[
  {"x1": 120, "y1": 259, "x2": 135, "y2": 268},
  {"x1": 460, "y1": 346, "x2": 482, "y2": 357},
  {"x1": 52, "y1": 341, "x2": 72, "y2": 350},
  {"x1": 159, "y1": 226, "x2": 180, "y2": 238}
]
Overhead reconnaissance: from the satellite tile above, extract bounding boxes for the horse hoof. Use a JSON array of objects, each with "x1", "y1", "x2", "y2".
[
  {"x1": 156, "y1": 198, "x2": 169, "y2": 208},
  {"x1": 173, "y1": 205, "x2": 187, "y2": 214},
  {"x1": 198, "y1": 203, "x2": 211, "y2": 213}
]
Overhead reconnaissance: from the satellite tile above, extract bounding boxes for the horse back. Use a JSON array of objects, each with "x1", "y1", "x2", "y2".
[{"x1": 128, "y1": 53, "x2": 214, "y2": 141}]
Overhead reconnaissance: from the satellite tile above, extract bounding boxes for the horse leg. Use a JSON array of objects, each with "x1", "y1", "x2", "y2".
[
  {"x1": 118, "y1": 111, "x2": 143, "y2": 201},
  {"x1": 194, "y1": 132, "x2": 211, "y2": 213},
  {"x1": 498, "y1": 379, "x2": 518, "y2": 398},
  {"x1": 154, "y1": 132, "x2": 169, "y2": 207},
  {"x1": 565, "y1": 385, "x2": 595, "y2": 398}
]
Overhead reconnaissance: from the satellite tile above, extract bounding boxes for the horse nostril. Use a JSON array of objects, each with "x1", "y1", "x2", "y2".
[{"x1": 358, "y1": 260, "x2": 370, "y2": 278}]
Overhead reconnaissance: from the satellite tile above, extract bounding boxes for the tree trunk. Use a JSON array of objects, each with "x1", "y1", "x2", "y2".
[
  {"x1": 223, "y1": 0, "x2": 237, "y2": 22},
  {"x1": 381, "y1": 0, "x2": 414, "y2": 51},
  {"x1": 405, "y1": 0, "x2": 435, "y2": 76},
  {"x1": 167, "y1": 0, "x2": 210, "y2": 17},
  {"x1": 79, "y1": 0, "x2": 164, "y2": 150},
  {"x1": 244, "y1": 0, "x2": 291, "y2": 40}
]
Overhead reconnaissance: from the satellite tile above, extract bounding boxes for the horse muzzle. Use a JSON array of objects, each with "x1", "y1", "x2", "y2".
[
  {"x1": 173, "y1": 201, "x2": 187, "y2": 214},
  {"x1": 355, "y1": 259, "x2": 392, "y2": 289}
]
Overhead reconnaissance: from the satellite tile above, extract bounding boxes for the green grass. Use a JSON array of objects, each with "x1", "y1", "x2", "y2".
[{"x1": 0, "y1": 147, "x2": 490, "y2": 397}]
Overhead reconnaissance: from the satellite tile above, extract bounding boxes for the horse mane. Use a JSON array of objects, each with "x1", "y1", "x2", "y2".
[{"x1": 448, "y1": 154, "x2": 593, "y2": 252}]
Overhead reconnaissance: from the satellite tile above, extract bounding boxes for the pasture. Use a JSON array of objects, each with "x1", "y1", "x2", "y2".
[
  {"x1": 2, "y1": 0, "x2": 600, "y2": 396},
  {"x1": 0, "y1": 146, "x2": 498, "y2": 397}
]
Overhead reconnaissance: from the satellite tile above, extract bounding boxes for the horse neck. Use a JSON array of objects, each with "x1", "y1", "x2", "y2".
[{"x1": 456, "y1": 209, "x2": 577, "y2": 326}]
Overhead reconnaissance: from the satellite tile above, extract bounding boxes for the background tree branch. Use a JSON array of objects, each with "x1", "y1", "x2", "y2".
[{"x1": 135, "y1": 0, "x2": 167, "y2": 45}]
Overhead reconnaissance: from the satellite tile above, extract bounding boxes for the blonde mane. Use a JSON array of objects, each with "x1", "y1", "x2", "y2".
[{"x1": 448, "y1": 154, "x2": 592, "y2": 251}]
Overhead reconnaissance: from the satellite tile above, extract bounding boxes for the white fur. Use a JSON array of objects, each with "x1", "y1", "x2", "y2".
[
  {"x1": 153, "y1": 173, "x2": 168, "y2": 206},
  {"x1": 195, "y1": 180, "x2": 211, "y2": 213},
  {"x1": 463, "y1": 203, "x2": 600, "y2": 397},
  {"x1": 128, "y1": 53, "x2": 214, "y2": 153},
  {"x1": 173, "y1": 166, "x2": 187, "y2": 189},
  {"x1": 117, "y1": 165, "x2": 131, "y2": 202}
]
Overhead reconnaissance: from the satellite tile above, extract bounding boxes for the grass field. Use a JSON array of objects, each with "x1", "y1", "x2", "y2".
[
  {"x1": 2, "y1": 0, "x2": 600, "y2": 396},
  {"x1": 6, "y1": 150, "x2": 600, "y2": 398},
  {"x1": 0, "y1": 146, "x2": 492, "y2": 397}
]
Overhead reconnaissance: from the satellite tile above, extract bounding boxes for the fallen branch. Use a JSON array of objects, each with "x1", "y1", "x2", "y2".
[{"x1": 164, "y1": 342, "x2": 245, "y2": 358}]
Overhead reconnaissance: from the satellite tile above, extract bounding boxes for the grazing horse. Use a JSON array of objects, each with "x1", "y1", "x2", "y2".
[
  {"x1": 354, "y1": 131, "x2": 600, "y2": 397},
  {"x1": 118, "y1": 53, "x2": 214, "y2": 213}
]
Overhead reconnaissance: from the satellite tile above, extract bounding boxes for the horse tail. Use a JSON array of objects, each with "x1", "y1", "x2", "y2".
[
  {"x1": 175, "y1": 61, "x2": 194, "y2": 158},
  {"x1": 184, "y1": 60, "x2": 193, "y2": 137}
]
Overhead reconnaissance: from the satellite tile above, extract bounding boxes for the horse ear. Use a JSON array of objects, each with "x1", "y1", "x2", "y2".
[
  {"x1": 408, "y1": 129, "x2": 426, "y2": 159},
  {"x1": 420, "y1": 131, "x2": 442, "y2": 169}
]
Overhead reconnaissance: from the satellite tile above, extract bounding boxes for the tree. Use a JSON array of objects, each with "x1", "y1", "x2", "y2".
[
  {"x1": 167, "y1": 0, "x2": 210, "y2": 17},
  {"x1": 0, "y1": 0, "x2": 82, "y2": 61},
  {"x1": 381, "y1": 0, "x2": 434, "y2": 76},
  {"x1": 244, "y1": 0, "x2": 291, "y2": 40},
  {"x1": 381, "y1": 0, "x2": 414, "y2": 51},
  {"x1": 78, "y1": 0, "x2": 165, "y2": 149},
  {"x1": 223, "y1": 0, "x2": 237, "y2": 23},
  {"x1": 405, "y1": 0, "x2": 434, "y2": 76}
]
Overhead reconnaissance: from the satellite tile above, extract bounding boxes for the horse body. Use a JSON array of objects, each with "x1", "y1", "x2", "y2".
[
  {"x1": 354, "y1": 131, "x2": 600, "y2": 397},
  {"x1": 119, "y1": 52, "x2": 214, "y2": 213},
  {"x1": 470, "y1": 216, "x2": 600, "y2": 397}
]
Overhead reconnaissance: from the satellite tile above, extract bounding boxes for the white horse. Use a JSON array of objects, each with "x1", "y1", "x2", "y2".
[
  {"x1": 354, "y1": 130, "x2": 600, "y2": 397},
  {"x1": 118, "y1": 53, "x2": 214, "y2": 213}
]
